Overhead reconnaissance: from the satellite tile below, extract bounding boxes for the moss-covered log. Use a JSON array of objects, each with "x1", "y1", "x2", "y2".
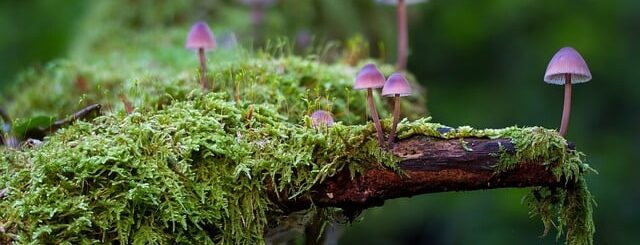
[
  {"x1": 280, "y1": 136, "x2": 566, "y2": 211},
  {"x1": 0, "y1": 95, "x2": 595, "y2": 244},
  {"x1": 0, "y1": 2, "x2": 594, "y2": 242}
]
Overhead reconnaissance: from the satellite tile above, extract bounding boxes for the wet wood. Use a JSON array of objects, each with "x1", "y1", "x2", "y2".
[{"x1": 276, "y1": 135, "x2": 566, "y2": 212}]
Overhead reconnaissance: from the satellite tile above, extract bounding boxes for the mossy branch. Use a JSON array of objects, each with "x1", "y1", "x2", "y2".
[
  {"x1": 0, "y1": 94, "x2": 594, "y2": 244},
  {"x1": 277, "y1": 136, "x2": 569, "y2": 211}
]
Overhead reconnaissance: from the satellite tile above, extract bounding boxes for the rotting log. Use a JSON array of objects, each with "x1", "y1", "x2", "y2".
[{"x1": 277, "y1": 135, "x2": 570, "y2": 212}]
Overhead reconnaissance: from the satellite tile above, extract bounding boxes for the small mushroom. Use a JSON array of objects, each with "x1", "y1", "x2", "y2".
[
  {"x1": 377, "y1": 0, "x2": 428, "y2": 70},
  {"x1": 186, "y1": 21, "x2": 217, "y2": 90},
  {"x1": 381, "y1": 73, "x2": 412, "y2": 147},
  {"x1": 354, "y1": 64, "x2": 386, "y2": 147},
  {"x1": 544, "y1": 47, "x2": 592, "y2": 137},
  {"x1": 311, "y1": 110, "x2": 334, "y2": 128}
]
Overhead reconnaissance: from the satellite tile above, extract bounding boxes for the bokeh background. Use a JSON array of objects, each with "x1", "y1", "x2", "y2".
[{"x1": 1, "y1": 0, "x2": 638, "y2": 244}]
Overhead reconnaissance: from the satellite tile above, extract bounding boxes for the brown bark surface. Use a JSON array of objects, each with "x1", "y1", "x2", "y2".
[{"x1": 276, "y1": 135, "x2": 564, "y2": 212}]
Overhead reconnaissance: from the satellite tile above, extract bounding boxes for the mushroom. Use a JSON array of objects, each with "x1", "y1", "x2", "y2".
[
  {"x1": 310, "y1": 110, "x2": 334, "y2": 128},
  {"x1": 239, "y1": 0, "x2": 276, "y2": 40},
  {"x1": 381, "y1": 73, "x2": 412, "y2": 147},
  {"x1": 544, "y1": 47, "x2": 592, "y2": 137},
  {"x1": 354, "y1": 64, "x2": 386, "y2": 147},
  {"x1": 186, "y1": 21, "x2": 217, "y2": 90},
  {"x1": 377, "y1": 0, "x2": 428, "y2": 70}
]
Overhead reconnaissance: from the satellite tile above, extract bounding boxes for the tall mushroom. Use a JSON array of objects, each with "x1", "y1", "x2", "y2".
[
  {"x1": 381, "y1": 73, "x2": 412, "y2": 147},
  {"x1": 543, "y1": 47, "x2": 592, "y2": 137},
  {"x1": 186, "y1": 21, "x2": 217, "y2": 90},
  {"x1": 377, "y1": 0, "x2": 428, "y2": 70},
  {"x1": 354, "y1": 64, "x2": 386, "y2": 147}
]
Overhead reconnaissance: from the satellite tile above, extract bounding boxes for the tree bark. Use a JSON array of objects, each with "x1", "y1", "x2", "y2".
[{"x1": 275, "y1": 135, "x2": 568, "y2": 212}]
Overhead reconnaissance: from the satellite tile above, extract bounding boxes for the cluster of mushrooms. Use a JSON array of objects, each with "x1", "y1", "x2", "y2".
[
  {"x1": 309, "y1": 49, "x2": 592, "y2": 150},
  {"x1": 185, "y1": 20, "x2": 415, "y2": 149},
  {"x1": 311, "y1": 64, "x2": 413, "y2": 149},
  {"x1": 184, "y1": 19, "x2": 592, "y2": 152},
  {"x1": 0, "y1": 14, "x2": 594, "y2": 153},
  {"x1": 307, "y1": 49, "x2": 592, "y2": 150}
]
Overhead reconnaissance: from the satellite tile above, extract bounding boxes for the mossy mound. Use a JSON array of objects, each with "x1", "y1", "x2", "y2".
[
  {"x1": 0, "y1": 92, "x2": 397, "y2": 244},
  {"x1": 1, "y1": 95, "x2": 593, "y2": 244}
]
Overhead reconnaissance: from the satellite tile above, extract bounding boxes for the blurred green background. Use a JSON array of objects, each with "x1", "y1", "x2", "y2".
[{"x1": 1, "y1": 0, "x2": 638, "y2": 244}]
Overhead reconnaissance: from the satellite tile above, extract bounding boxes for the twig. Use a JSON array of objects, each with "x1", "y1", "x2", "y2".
[
  {"x1": 20, "y1": 104, "x2": 103, "y2": 140},
  {"x1": 46, "y1": 104, "x2": 102, "y2": 132}
]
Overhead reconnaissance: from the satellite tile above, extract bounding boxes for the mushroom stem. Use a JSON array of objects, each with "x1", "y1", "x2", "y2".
[
  {"x1": 559, "y1": 73, "x2": 572, "y2": 137},
  {"x1": 251, "y1": 4, "x2": 265, "y2": 40},
  {"x1": 0, "y1": 108, "x2": 19, "y2": 149},
  {"x1": 198, "y1": 48, "x2": 209, "y2": 90},
  {"x1": 367, "y1": 88, "x2": 385, "y2": 147},
  {"x1": 396, "y1": 0, "x2": 408, "y2": 70},
  {"x1": 387, "y1": 94, "x2": 401, "y2": 148},
  {"x1": 0, "y1": 107, "x2": 10, "y2": 134}
]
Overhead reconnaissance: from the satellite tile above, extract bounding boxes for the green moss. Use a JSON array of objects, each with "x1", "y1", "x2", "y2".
[
  {"x1": 1, "y1": 104, "x2": 595, "y2": 244},
  {"x1": 397, "y1": 118, "x2": 595, "y2": 245},
  {"x1": 0, "y1": 92, "x2": 397, "y2": 244},
  {"x1": 0, "y1": 3, "x2": 593, "y2": 243}
]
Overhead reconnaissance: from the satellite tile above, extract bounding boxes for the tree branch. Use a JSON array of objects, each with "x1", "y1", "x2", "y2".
[{"x1": 277, "y1": 136, "x2": 568, "y2": 212}]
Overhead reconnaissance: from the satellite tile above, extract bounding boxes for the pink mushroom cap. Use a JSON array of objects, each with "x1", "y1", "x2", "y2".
[
  {"x1": 354, "y1": 64, "x2": 386, "y2": 90},
  {"x1": 381, "y1": 73, "x2": 412, "y2": 97},
  {"x1": 544, "y1": 47, "x2": 592, "y2": 85},
  {"x1": 311, "y1": 110, "x2": 334, "y2": 128},
  {"x1": 185, "y1": 21, "x2": 217, "y2": 50}
]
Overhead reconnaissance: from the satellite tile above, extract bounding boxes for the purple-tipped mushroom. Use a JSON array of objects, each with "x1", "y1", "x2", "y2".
[
  {"x1": 381, "y1": 73, "x2": 412, "y2": 147},
  {"x1": 186, "y1": 21, "x2": 217, "y2": 90},
  {"x1": 377, "y1": 0, "x2": 428, "y2": 70},
  {"x1": 544, "y1": 47, "x2": 592, "y2": 137},
  {"x1": 311, "y1": 110, "x2": 334, "y2": 128},
  {"x1": 354, "y1": 64, "x2": 386, "y2": 147}
]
